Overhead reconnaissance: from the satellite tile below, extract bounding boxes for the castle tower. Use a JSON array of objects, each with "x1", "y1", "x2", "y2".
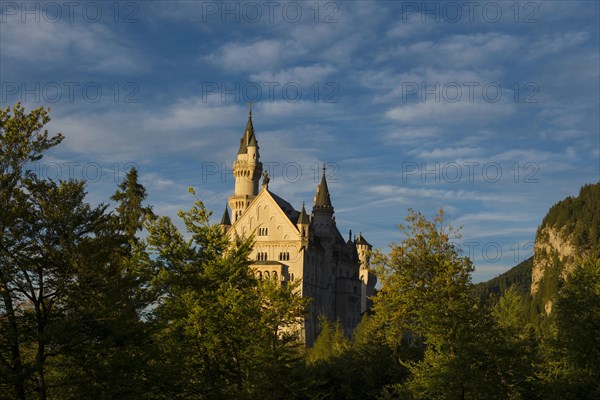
[
  {"x1": 311, "y1": 163, "x2": 334, "y2": 237},
  {"x1": 297, "y1": 203, "x2": 310, "y2": 248},
  {"x1": 355, "y1": 232, "x2": 375, "y2": 314},
  {"x1": 228, "y1": 110, "x2": 263, "y2": 223}
]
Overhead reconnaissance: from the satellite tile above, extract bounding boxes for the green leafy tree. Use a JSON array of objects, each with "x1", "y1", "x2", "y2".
[
  {"x1": 539, "y1": 257, "x2": 600, "y2": 399},
  {"x1": 0, "y1": 103, "x2": 69, "y2": 399},
  {"x1": 371, "y1": 209, "x2": 509, "y2": 399},
  {"x1": 492, "y1": 286, "x2": 541, "y2": 399},
  {"x1": 147, "y1": 191, "x2": 308, "y2": 399},
  {"x1": 0, "y1": 104, "x2": 157, "y2": 399},
  {"x1": 303, "y1": 316, "x2": 404, "y2": 400},
  {"x1": 51, "y1": 168, "x2": 158, "y2": 399}
]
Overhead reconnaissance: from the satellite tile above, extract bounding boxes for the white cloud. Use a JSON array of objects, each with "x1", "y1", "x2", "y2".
[
  {"x1": 1, "y1": 16, "x2": 146, "y2": 74},
  {"x1": 204, "y1": 39, "x2": 303, "y2": 72},
  {"x1": 410, "y1": 146, "x2": 484, "y2": 160},
  {"x1": 250, "y1": 64, "x2": 336, "y2": 86},
  {"x1": 527, "y1": 31, "x2": 590, "y2": 59},
  {"x1": 385, "y1": 32, "x2": 521, "y2": 68},
  {"x1": 386, "y1": 100, "x2": 515, "y2": 125}
]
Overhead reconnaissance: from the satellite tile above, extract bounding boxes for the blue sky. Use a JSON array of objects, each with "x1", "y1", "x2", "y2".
[{"x1": 1, "y1": 1, "x2": 599, "y2": 281}]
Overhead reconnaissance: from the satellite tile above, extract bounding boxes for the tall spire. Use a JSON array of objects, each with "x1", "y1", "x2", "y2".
[
  {"x1": 220, "y1": 204, "x2": 231, "y2": 226},
  {"x1": 314, "y1": 162, "x2": 332, "y2": 208},
  {"x1": 229, "y1": 109, "x2": 263, "y2": 223},
  {"x1": 238, "y1": 109, "x2": 257, "y2": 154}
]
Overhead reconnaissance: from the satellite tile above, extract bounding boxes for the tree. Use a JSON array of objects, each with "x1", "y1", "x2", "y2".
[
  {"x1": 146, "y1": 191, "x2": 308, "y2": 399},
  {"x1": 371, "y1": 209, "x2": 508, "y2": 399},
  {"x1": 0, "y1": 103, "x2": 70, "y2": 399},
  {"x1": 492, "y1": 286, "x2": 541, "y2": 399},
  {"x1": 50, "y1": 168, "x2": 158, "y2": 399},
  {"x1": 0, "y1": 104, "x2": 157, "y2": 399},
  {"x1": 539, "y1": 257, "x2": 600, "y2": 399},
  {"x1": 303, "y1": 316, "x2": 404, "y2": 400},
  {"x1": 110, "y1": 167, "x2": 154, "y2": 242}
]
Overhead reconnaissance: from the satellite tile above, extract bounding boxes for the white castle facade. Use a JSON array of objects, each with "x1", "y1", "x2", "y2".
[{"x1": 220, "y1": 111, "x2": 377, "y2": 345}]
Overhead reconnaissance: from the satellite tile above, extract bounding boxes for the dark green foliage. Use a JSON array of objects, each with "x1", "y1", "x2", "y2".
[
  {"x1": 474, "y1": 257, "x2": 533, "y2": 302},
  {"x1": 538, "y1": 257, "x2": 600, "y2": 400},
  {"x1": 541, "y1": 182, "x2": 600, "y2": 252},
  {"x1": 146, "y1": 194, "x2": 309, "y2": 400}
]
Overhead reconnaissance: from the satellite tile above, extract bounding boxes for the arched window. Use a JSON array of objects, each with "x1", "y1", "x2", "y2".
[
  {"x1": 272, "y1": 271, "x2": 278, "y2": 281},
  {"x1": 257, "y1": 271, "x2": 262, "y2": 279},
  {"x1": 264, "y1": 271, "x2": 270, "y2": 279}
]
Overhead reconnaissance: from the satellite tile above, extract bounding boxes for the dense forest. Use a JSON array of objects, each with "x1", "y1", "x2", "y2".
[
  {"x1": 474, "y1": 257, "x2": 532, "y2": 302},
  {"x1": 541, "y1": 183, "x2": 600, "y2": 251},
  {"x1": 1, "y1": 104, "x2": 599, "y2": 399}
]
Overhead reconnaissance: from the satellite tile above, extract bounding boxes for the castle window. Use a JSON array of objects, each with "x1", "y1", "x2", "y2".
[
  {"x1": 272, "y1": 271, "x2": 277, "y2": 280},
  {"x1": 278, "y1": 252, "x2": 290, "y2": 261},
  {"x1": 291, "y1": 273, "x2": 294, "y2": 281},
  {"x1": 258, "y1": 227, "x2": 268, "y2": 236},
  {"x1": 256, "y1": 252, "x2": 267, "y2": 261}
]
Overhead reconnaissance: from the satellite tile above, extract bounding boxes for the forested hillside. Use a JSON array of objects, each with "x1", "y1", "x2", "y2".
[
  {"x1": 2, "y1": 104, "x2": 599, "y2": 399},
  {"x1": 541, "y1": 183, "x2": 600, "y2": 251},
  {"x1": 475, "y1": 256, "x2": 533, "y2": 301}
]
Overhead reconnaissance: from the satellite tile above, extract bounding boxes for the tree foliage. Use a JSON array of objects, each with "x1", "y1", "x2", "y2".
[{"x1": 146, "y1": 192, "x2": 308, "y2": 399}]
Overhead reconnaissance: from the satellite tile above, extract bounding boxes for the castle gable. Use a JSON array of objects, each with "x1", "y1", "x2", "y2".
[{"x1": 230, "y1": 188, "x2": 301, "y2": 242}]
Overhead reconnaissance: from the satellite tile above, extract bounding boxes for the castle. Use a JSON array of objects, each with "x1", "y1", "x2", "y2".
[{"x1": 220, "y1": 111, "x2": 377, "y2": 345}]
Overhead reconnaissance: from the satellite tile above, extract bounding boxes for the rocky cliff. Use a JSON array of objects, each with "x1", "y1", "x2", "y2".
[{"x1": 530, "y1": 183, "x2": 600, "y2": 317}]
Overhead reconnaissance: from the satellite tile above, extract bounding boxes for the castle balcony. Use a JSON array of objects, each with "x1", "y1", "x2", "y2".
[{"x1": 251, "y1": 261, "x2": 289, "y2": 284}]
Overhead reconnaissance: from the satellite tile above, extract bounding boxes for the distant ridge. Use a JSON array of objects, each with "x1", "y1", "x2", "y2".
[{"x1": 474, "y1": 257, "x2": 533, "y2": 302}]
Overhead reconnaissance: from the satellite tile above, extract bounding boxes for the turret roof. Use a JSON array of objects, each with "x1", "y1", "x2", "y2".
[
  {"x1": 314, "y1": 163, "x2": 333, "y2": 208},
  {"x1": 355, "y1": 232, "x2": 372, "y2": 247},
  {"x1": 297, "y1": 203, "x2": 310, "y2": 224},
  {"x1": 220, "y1": 205, "x2": 231, "y2": 225},
  {"x1": 238, "y1": 111, "x2": 257, "y2": 154}
]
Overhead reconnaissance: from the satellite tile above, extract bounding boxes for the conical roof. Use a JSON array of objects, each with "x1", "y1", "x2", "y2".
[
  {"x1": 297, "y1": 203, "x2": 310, "y2": 224},
  {"x1": 314, "y1": 163, "x2": 332, "y2": 208},
  {"x1": 237, "y1": 111, "x2": 257, "y2": 154},
  {"x1": 220, "y1": 205, "x2": 231, "y2": 225}
]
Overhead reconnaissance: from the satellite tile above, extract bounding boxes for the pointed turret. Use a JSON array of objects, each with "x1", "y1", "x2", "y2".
[
  {"x1": 312, "y1": 162, "x2": 334, "y2": 237},
  {"x1": 355, "y1": 232, "x2": 371, "y2": 247},
  {"x1": 238, "y1": 110, "x2": 257, "y2": 154},
  {"x1": 220, "y1": 204, "x2": 231, "y2": 233},
  {"x1": 297, "y1": 203, "x2": 310, "y2": 224},
  {"x1": 229, "y1": 109, "x2": 263, "y2": 223},
  {"x1": 297, "y1": 203, "x2": 310, "y2": 239},
  {"x1": 220, "y1": 205, "x2": 231, "y2": 226},
  {"x1": 314, "y1": 162, "x2": 333, "y2": 208}
]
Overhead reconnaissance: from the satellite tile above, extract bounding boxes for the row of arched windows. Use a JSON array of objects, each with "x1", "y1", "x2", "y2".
[
  {"x1": 256, "y1": 250, "x2": 294, "y2": 261},
  {"x1": 256, "y1": 270, "x2": 281, "y2": 281}
]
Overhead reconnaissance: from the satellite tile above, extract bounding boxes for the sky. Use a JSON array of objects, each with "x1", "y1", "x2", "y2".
[{"x1": 1, "y1": 0, "x2": 599, "y2": 282}]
